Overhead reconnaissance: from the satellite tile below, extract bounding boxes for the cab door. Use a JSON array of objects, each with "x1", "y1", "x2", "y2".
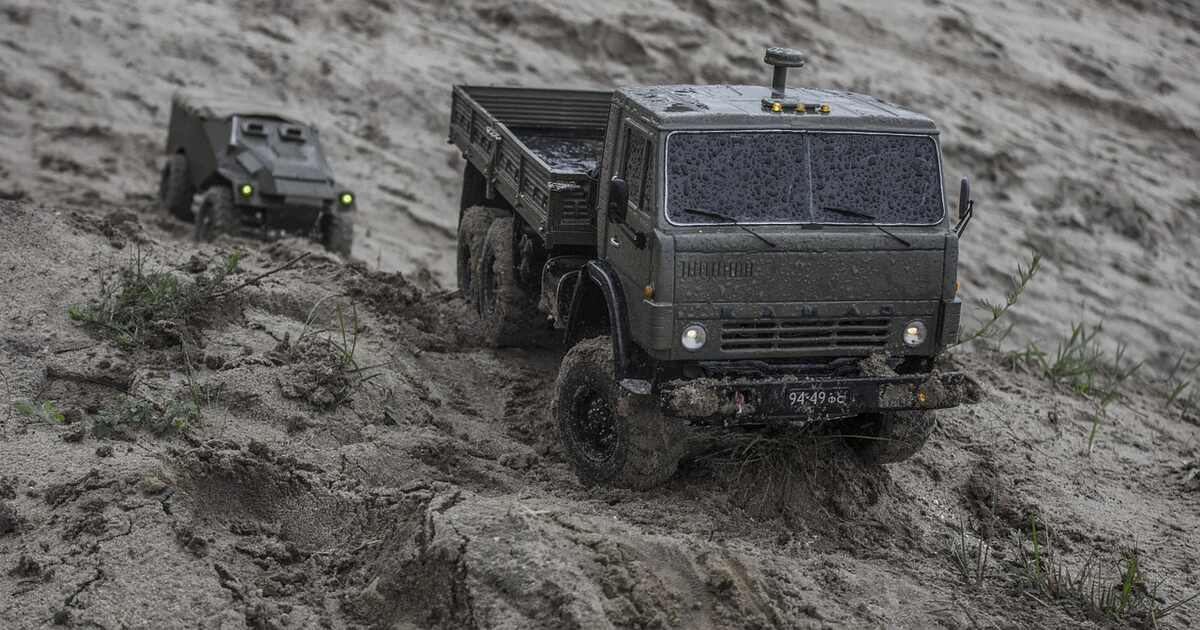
[{"x1": 602, "y1": 117, "x2": 657, "y2": 301}]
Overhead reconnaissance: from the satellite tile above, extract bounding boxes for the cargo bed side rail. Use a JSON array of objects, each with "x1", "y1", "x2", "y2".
[{"x1": 449, "y1": 86, "x2": 610, "y2": 248}]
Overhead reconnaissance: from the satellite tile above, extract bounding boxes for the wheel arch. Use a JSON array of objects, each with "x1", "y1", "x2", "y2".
[{"x1": 565, "y1": 260, "x2": 633, "y2": 379}]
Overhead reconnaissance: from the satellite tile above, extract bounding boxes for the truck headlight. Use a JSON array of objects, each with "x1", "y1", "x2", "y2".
[
  {"x1": 903, "y1": 321, "x2": 927, "y2": 347},
  {"x1": 681, "y1": 324, "x2": 707, "y2": 352}
]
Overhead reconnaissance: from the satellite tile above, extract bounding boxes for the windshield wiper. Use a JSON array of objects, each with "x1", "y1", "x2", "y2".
[
  {"x1": 821, "y1": 206, "x2": 911, "y2": 248},
  {"x1": 682, "y1": 207, "x2": 776, "y2": 248}
]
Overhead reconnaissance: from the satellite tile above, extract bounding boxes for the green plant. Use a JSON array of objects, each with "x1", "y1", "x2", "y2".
[
  {"x1": 67, "y1": 248, "x2": 241, "y2": 348},
  {"x1": 1009, "y1": 323, "x2": 1145, "y2": 454},
  {"x1": 1014, "y1": 516, "x2": 1198, "y2": 623},
  {"x1": 13, "y1": 399, "x2": 65, "y2": 423},
  {"x1": 1162, "y1": 352, "x2": 1200, "y2": 410},
  {"x1": 93, "y1": 395, "x2": 198, "y2": 440},
  {"x1": 69, "y1": 249, "x2": 309, "y2": 350},
  {"x1": 954, "y1": 251, "x2": 1042, "y2": 349},
  {"x1": 948, "y1": 516, "x2": 991, "y2": 588}
]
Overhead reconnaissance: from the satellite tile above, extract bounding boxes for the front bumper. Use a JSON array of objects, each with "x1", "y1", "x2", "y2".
[{"x1": 660, "y1": 370, "x2": 965, "y2": 424}]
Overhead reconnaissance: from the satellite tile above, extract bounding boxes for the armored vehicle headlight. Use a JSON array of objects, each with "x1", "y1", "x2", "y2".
[
  {"x1": 340, "y1": 192, "x2": 354, "y2": 206},
  {"x1": 681, "y1": 324, "x2": 707, "y2": 352},
  {"x1": 903, "y1": 321, "x2": 928, "y2": 347},
  {"x1": 239, "y1": 183, "x2": 254, "y2": 198}
]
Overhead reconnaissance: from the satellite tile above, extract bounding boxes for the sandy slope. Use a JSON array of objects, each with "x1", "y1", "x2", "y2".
[
  {"x1": 1, "y1": 0, "x2": 1198, "y2": 372},
  {"x1": 1, "y1": 0, "x2": 1200, "y2": 628},
  {"x1": 0, "y1": 199, "x2": 1197, "y2": 629}
]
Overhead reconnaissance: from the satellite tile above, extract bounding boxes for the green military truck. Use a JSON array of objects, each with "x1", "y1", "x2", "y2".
[{"x1": 449, "y1": 48, "x2": 973, "y2": 489}]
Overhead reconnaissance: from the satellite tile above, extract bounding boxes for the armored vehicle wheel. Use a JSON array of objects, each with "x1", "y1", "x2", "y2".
[
  {"x1": 194, "y1": 186, "x2": 239, "y2": 242},
  {"x1": 476, "y1": 216, "x2": 540, "y2": 347},
  {"x1": 324, "y1": 212, "x2": 353, "y2": 257},
  {"x1": 158, "y1": 154, "x2": 195, "y2": 222},
  {"x1": 457, "y1": 205, "x2": 496, "y2": 296},
  {"x1": 554, "y1": 336, "x2": 689, "y2": 489},
  {"x1": 846, "y1": 411, "x2": 937, "y2": 464}
]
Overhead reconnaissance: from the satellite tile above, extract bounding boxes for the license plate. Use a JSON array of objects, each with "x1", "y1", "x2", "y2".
[{"x1": 785, "y1": 387, "x2": 851, "y2": 409}]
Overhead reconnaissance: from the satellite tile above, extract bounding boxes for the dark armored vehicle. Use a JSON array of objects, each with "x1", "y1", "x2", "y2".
[
  {"x1": 158, "y1": 90, "x2": 356, "y2": 255},
  {"x1": 449, "y1": 48, "x2": 974, "y2": 488}
]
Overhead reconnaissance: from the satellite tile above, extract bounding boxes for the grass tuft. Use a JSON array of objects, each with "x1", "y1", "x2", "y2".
[
  {"x1": 948, "y1": 516, "x2": 991, "y2": 588},
  {"x1": 1014, "y1": 515, "x2": 1197, "y2": 623},
  {"x1": 93, "y1": 395, "x2": 198, "y2": 440},
  {"x1": 68, "y1": 248, "x2": 242, "y2": 349},
  {"x1": 13, "y1": 399, "x2": 65, "y2": 424}
]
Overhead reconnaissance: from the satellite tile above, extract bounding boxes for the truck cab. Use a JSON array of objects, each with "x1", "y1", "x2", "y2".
[{"x1": 449, "y1": 48, "x2": 972, "y2": 489}]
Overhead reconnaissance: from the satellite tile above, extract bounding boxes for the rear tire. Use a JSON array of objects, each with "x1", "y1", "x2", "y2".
[
  {"x1": 158, "y1": 154, "x2": 195, "y2": 222},
  {"x1": 476, "y1": 216, "x2": 540, "y2": 347},
  {"x1": 554, "y1": 336, "x2": 689, "y2": 489},
  {"x1": 193, "y1": 186, "x2": 239, "y2": 242},
  {"x1": 457, "y1": 205, "x2": 496, "y2": 296},
  {"x1": 324, "y1": 212, "x2": 354, "y2": 257},
  {"x1": 846, "y1": 411, "x2": 936, "y2": 464}
]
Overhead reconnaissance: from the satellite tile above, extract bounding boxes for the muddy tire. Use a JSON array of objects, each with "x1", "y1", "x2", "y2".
[
  {"x1": 476, "y1": 216, "x2": 540, "y2": 347},
  {"x1": 158, "y1": 153, "x2": 194, "y2": 222},
  {"x1": 847, "y1": 411, "x2": 937, "y2": 464},
  {"x1": 324, "y1": 212, "x2": 354, "y2": 257},
  {"x1": 193, "y1": 186, "x2": 239, "y2": 242},
  {"x1": 554, "y1": 336, "x2": 688, "y2": 489},
  {"x1": 457, "y1": 205, "x2": 495, "y2": 296}
]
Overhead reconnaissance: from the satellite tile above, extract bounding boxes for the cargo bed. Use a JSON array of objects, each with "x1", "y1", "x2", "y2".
[{"x1": 449, "y1": 85, "x2": 611, "y2": 248}]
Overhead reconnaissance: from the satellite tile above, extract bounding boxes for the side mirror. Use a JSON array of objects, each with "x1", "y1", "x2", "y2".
[
  {"x1": 955, "y1": 176, "x2": 974, "y2": 237},
  {"x1": 608, "y1": 177, "x2": 629, "y2": 223}
]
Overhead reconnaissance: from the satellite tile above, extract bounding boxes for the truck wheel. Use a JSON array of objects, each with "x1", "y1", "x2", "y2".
[
  {"x1": 193, "y1": 186, "x2": 239, "y2": 242},
  {"x1": 457, "y1": 205, "x2": 495, "y2": 296},
  {"x1": 554, "y1": 336, "x2": 688, "y2": 489},
  {"x1": 846, "y1": 411, "x2": 937, "y2": 464},
  {"x1": 476, "y1": 216, "x2": 540, "y2": 347},
  {"x1": 324, "y1": 212, "x2": 354, "y2": 257},
  {"x1": 158, "y1": 154, "x2": 195, "y2": 222}
]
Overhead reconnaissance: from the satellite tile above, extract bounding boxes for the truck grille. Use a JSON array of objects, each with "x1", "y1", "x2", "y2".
[{"x1": 719, "y1": 318, "x2": 890, "y2": 351}]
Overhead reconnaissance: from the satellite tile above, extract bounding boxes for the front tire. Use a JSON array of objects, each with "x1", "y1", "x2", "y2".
[
  {"x1": 193, "y1": 186, "x2": 239, "y2": 242},
  {"x1": 846, "y1": 411, "x2": 937, "y2": 464},
  {"x1": 158, "y1": 154, "x2": 195, "y2": 222},
  {"x1": 324, "y1": 212, "x2": 354, "y2": 257},
  {"x1": 476, "y1": 216, "x2": 540, "y2": 347},
  {"x1": 554, "y1": 336, "x2": 688, "y2": 489}
]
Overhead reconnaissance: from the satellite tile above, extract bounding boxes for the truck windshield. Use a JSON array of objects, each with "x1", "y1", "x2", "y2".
[{"x1": 665, "y1": 131, "x2": 944, "y2": 225}]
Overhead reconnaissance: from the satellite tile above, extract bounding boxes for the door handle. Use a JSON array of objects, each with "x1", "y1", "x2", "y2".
[{"x1": 609, "y1": 236, "x2": 621, "y2": 248}]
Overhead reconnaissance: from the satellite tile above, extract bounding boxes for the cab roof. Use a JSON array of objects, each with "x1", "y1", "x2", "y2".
[
  {"x1": 617, "y1": 84, "x2": 938, "y2": 133},
  {"x1": 172, "y1": 89, "x2": 312, "y2": 127}
]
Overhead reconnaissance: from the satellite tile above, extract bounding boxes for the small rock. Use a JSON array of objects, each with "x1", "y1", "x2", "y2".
[
  {"x1": 9, "y1": 554, "x2": 43, "y2": 578},
  {"x1": 62, "y1": 425, "x2": 85, "y2": 443},
  {"x1": 248, "y1": 441, "x2": 272, "y2": 460},
  {"x1": 203, "y1": 352, "x2": 225, "y2": 370},
  {"x1": 0, "y1": 502, "x2": 19, "y2": 535},
  {"x1": 139, "y1": 473, "x2": 168, "y2": 495},
  {"x1": 96, "y1": 445, "x2": 113, "y2": 458},
  {"x1": 184, "y1": 254, "x2": 207, "y2": 274}
]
